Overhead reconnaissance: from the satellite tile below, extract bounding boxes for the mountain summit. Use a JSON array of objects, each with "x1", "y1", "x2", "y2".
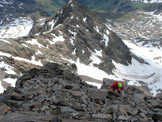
[{"x1": 31, "y1": 0, "x2": 132, "y2": 73}]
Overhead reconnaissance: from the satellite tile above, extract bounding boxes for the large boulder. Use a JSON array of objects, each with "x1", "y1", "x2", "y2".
[{"x1": 101, "y1": 78, "x2": 116, "y2": 89}]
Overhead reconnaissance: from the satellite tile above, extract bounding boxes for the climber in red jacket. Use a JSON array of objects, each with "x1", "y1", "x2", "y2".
[{"x1": 109, "y1": 81, "x2": 124, "y2": 93}]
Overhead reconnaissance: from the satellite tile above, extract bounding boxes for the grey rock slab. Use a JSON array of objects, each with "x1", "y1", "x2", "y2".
[
  {"x1": 92, "y1": 113, "x2": 112, "y2": 119},
  {"x1": 88, "y1": 88, "x2": 108, "y2": 101}
]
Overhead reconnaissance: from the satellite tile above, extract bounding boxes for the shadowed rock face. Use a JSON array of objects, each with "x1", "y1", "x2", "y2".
[{"x1": 0, "y1": 63, "x2": 162, "y2": 122}]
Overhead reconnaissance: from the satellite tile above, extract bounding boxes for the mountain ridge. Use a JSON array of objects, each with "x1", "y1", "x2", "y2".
[{"x1": 0, "y1": 62, "x2": 162, "y2": 121}]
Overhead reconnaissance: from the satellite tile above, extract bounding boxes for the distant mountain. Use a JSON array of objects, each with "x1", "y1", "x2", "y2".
[
  {"x1": 132, "y1": 0, "x2": 162, "y2": 3},
  {"x1": 33, "y1": 0, "x2": 156, "y2": 18},
  {"x1": 0, "y1": 0, "x2": 47, "y2": 26},
  {"x1": 34, "y1": 0, "x2": 162, "y2": 19}
]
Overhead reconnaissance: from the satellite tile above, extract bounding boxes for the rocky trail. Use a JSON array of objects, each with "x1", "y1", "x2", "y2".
[{"x1": 0, "y1": 63, "x2": 161, "y2": 122}]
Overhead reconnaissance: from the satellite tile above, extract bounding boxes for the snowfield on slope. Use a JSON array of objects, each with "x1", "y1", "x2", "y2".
[
  {"x1": 68, "y1": 39, "x2": 162, "y2": 95},
  {"x1": 0, "y1": 17, "x2": 33, "y2": 38}
]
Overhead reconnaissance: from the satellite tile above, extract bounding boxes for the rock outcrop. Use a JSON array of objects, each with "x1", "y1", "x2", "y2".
[{"x1": 0, "y1": 63, "x2": 162, "y2": 122}]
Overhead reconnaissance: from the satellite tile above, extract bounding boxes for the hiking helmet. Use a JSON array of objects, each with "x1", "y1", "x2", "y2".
[{"x1": 118, "y1": 83, "x2": 122, "y2": 88}]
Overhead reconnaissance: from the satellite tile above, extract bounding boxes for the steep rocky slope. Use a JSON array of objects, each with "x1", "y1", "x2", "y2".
[{"x1": 0, "y1": 63, "x2": 162, "y2": 122}]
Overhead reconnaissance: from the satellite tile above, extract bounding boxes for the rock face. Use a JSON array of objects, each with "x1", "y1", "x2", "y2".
[{"x1": 0, "y1": 63, "x2": 162, "y2": 122}]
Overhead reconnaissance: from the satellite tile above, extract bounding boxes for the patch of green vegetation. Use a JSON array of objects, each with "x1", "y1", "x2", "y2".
[{"x1": 131, "y1": 2, "x2": 149, "y2": 10}]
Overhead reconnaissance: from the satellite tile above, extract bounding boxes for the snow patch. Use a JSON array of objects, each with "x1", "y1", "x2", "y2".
[
  {"x1": 26, "y1": 39, "x2": 45, "y2": 48},
  {"x1": 86, "y1": 81, "x2": 102, "y2": 89},
  {"x1": 49, "y1": 34, "x2": 65, "y2": 45},
  {"x1": 0, "y1": 39, "x2": 11, "y2": 44},
  {"x1": 83, "y1": 17, "x2": 87, "y2": 22},
  {"x1": 3, "y1": 78, "x2": 17, "y2": 87},
  {"x1": 0, "y1": 51, "x2": 43, "y2": 66},
  {"x1": 113, "y1": 39, "x2": 162, "y2": 95},
  {"x1": 103, "y1": 33, "x2": 109, "y2": 47},
  {"x1": 0, "y1": 18, "x2": 33, "y2": 38},
  {"x1": 35, "y1": 50, "x2": 42, "y2": 55},
  {"x1": 94, "y1": 26, "x2": 100, "y2": 33},
  {"x1": 72, "y1": 48, "x2": 76, "y2": 55},
  {"x1": 0, "y1": 61, "x2": 16, "y2": 75},
  {"x1": 95, "y1": 49, "x2": 102, "y2": 57}
]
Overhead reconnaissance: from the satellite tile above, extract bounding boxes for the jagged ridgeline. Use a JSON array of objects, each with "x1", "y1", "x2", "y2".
[
  {"x1": 0, "y1": 63, "x2": 162, "y2": 121},
  {"x1": 30, "y1": 0, "x2": 132, "y2": 74}
]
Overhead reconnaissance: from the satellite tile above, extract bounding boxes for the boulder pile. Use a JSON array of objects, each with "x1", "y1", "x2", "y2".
[{"x1": 0, "y1": 63, "x2": 162, "y2": 122}]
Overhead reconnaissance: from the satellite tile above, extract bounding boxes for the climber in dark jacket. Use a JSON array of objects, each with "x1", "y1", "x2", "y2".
[{"x1": 109, "y1": 81, "x2": 124, "y2": 93}]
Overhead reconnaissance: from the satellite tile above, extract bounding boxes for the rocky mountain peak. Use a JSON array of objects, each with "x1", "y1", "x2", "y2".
[
  {"x1": 68, "y1": 0, "x2": 80, "y2": 5},
  {"x1": 30, "y1": 0, "x2": 132, "y2": 73},
  {"x1": 0, "y1": 0, "x2": 132, "y2": 94}
]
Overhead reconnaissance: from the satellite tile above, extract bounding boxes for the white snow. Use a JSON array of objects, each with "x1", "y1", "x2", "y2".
[
  {"x1": 83, "y1": 17, "x2": 87, "y2": 22},
  {"x1": 0, "y1": 61, "x2": 16, "y2": 75},
  {"x1": 26, "y1": 39, "x2": 45, "y2": 48},
  {"x1": 22, "y1": 44, "x2": 30, "y2": 48},
  {"x1": 72, "y1": 48, "x2": 76, "y2": 55},
  {"x1": 68, "y1": 30, "x2": 77, "y2": 46},
  {"x1": 95, "y1": 26, "x2": 100, "y2": 33},
  {"x1": 69, "y1": 30, "x2": 77, "y2": 38},
  {"x1": 95, "y1": 49, "x2": 102, "y2": 57},
  {"x1": 0, "y1": 39, "x2": 11, "y2": 44},
  {"x1": 82, "y1": 50, "x2": 85, "y2": 54},
  {"x1": 90, "y1": 53, "x2": 101, "y2": 65},
  {"x1": 0, "y1": 18, "x2": 33, "y2": 38},
  {"x1": 144, "y1": 11, "x2": 162, "y2": 21},
  {"x1": 70, "y1": 38, "x2": 74, "y2": 46},
  {"x1": 69, "y1": 58, "x2": 116, "y2": 81},
  {"x1": 112, "y1": 39, "x2": 162, "y2": 95},
  {"x1": 103, "y1": 33, "x2": 109, "y2": 47},
  {"x1": 0, "y1": 51, "x2": 12, "y2": 57},
  {"x1": 66, "y1": 37, "x2": 162, "y2": 95},
  {"x1": 71, "y1": 16, "x2": 74, "y2": 19},
  {"x1": 0, "y1": 51, "x2": 43, "y2": 66},
  {"x1": 68, "y1": 0, "x2": 72, "y2": 4},
  {"x1": 35, "y1": 50, "x2": 42, "y2": 55},
  {"x1": 49, "y1": 34, "x2": 65, "y2": 45},
  {"x1": 3, "y1": 78, "x2": 17, "y2": 87},
  {"x1": 45, "y1": 18, "x2": 58, "y2": 33},
  {"x1": 14, "y1": 56, "x2": 43, "y2": 66},
  {"x1": 86, "y1": 81, "x2": 102, "y2": 89}
]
